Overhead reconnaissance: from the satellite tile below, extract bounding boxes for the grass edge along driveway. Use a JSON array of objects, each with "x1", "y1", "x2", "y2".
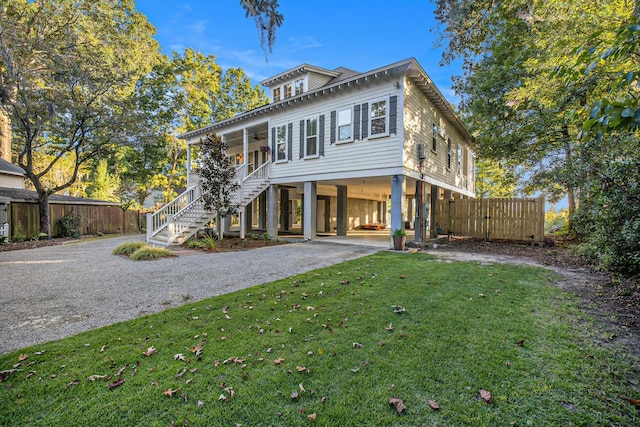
[{"x1": 1, "y1": 251, "x2": 637, "y2": 426}]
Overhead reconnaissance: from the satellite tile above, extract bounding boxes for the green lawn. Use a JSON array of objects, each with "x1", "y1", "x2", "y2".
[{"x1": 1, "y1": 252, "x2": 637, "y2": 426}]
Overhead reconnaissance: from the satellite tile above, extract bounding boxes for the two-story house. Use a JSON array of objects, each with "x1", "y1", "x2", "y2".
[{"x1": 147, "y1": 58, "x2": 475, "y2": 246}]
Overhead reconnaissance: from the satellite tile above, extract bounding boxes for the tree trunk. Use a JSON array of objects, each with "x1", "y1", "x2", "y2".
[
  {"x1": 37, "y1": 190, "x2": 51, "y2": 238},
  {"x1": 0, "y1": 110, "x2": 11, "y2": 162}
]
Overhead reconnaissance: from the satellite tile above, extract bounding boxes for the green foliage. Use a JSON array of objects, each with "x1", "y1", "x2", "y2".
[
  {"x1": 129, "y1": 246, "x2": 174, "y2": 261},
  {"x1": 112, "y1": 241, "x2": 149, "y2": 256},
  {"x1": 0, "y1": 253, "x2": 637, "y2": 425},
  {"x1": 197, "y1": 133, "x2": 240, "y2": 240},
  {"x1": 185, "y1": 234, "x2": 218, "y2": 250},
  {"x1": 11, "y1": 221, "x2": 26, "y2": 242},
  {"x1": 86, "y1": 160, "x2": 120, "y2": 202},
  {"x1": 392, "y1": 228, "x2": 407, "y2": 236},
  {"x1": 240, "y1": 0, "x2": 284, "y2": 55},
  {"x1": 59, "y1": 214, "x2": 81, "y2": 238},
  {"x1": 545, "y1": 207, "x2": 569, "y2": 235}
]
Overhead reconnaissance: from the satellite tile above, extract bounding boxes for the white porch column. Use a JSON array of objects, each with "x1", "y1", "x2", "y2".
[
  {"x1": 239, "y1": 211, "x2": 246, "y2": 239},
  {"x1": 390, "y1": 175, "x2": 406, "y2": 234},
  {"x1": 243, "y1": 128, "x2": 249, "y2": 171},
  {"x1": 266, "y1": 184, "x2": 278, "y2": 239},
  {"x1": 303, "y1": 181, "x2": 317, "y2": 240},
  {"x1": 186, "y1": 143, "x2": 192, "y2": 186}
]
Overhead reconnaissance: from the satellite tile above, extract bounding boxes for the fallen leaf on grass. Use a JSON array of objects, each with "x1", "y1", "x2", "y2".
[
  {"x1": 67, "y1": 380, "x2": 80, "y2": 387},
  {"x1": 386, "y1": 323, "x2": 393, "y2": 331},
  {"x1": 273, "y1": 357, "x2": 285, "y2": 365},
  {"x1": 291, "y1": 390, "x2": 299, "y2": 399},
  {"x1": 296, "y1": 365, "x2": 308, "y2": 372},
  {"x1": 218, "y1": 393, "x2": 229, "y2": 401},
  {"x1": 516, "y1": 339, "x2": 525, "y2": 346},
  {"x1": 25, "y1": 371, "x2": 36, "y2": 379},
  {"x1": 143, "y1": 346, "x2": 157, "y2": 357},
  {"x1": 108, "y1": 378, "x2": 124, "y2": 389},
  {"x1": 17, "y1": 354, "x2": 29, "y2": 362},
  {"x1": 197, "y1": 400, "x2": 204, "y2": 407},
  {"x1": 391, "y1": 305, "x2": 407, "y2": 314},
  {"x1": 621, "y1": 396, "x2": 640, "y2": 410},
  {"x1": 353, "y1": 342, "x2": 364, "y2": 348},
  {"x1": 307, "y1": 413, "x2": 317, "y2": 420},
  {"x1": 479, "y1": 389, "x2": 493, "y2": 403},
  {"x1": 88, "y1": 375, "x2": 107, "y2": 381},
  {"x1": 389, "y1": 397, "x2": 407, "y2": 414},
  {"x1": 299, "y1": 382, "x2": 306, "y2": 393},
  {"x1": 428, "y1": 399, "x2": 440, "y2": 410},
  {"x1": 115, "y1": 366, "x2": 128, "y2": 376},
  {"x1": 174, "y1": 353, "x2": 186, "y2": 361},
  {"x1": 164, "y1": 387, "x2": 181, "y2": 397}
]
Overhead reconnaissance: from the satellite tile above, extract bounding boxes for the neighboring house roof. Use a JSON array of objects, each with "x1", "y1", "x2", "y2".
[
  {"x1": 0, "y1": 187, "x2": 120, "y2": 205},
  {"x1": 180, "y1": 58, "x2": 472, "y2": 144},
  {"x1": 0, "y1": 158, "x2": 26, "y2": 177}
]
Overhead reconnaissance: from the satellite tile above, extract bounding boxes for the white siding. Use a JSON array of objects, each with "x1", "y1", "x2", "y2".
[
  {"x1": 307, "y1": 72, "x2": 334, "y2": 91},
  {"x1": 269, "y1": 78, "x2": 403, "y2": 183},
  {"x1": 0, "y1": 173, "x2": 24, "y2": 189},
  {"x1": 402, "y1": 77, "x2": 474, "y2": 193}
]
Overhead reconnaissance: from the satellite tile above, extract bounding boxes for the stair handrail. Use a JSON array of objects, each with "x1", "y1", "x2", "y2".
[
  {"x1": 149, "y1": 185, "x2": 199, "y2": 238},
  {"x1": 235, "y1": 162, "x2": 270, "y2": 206}
]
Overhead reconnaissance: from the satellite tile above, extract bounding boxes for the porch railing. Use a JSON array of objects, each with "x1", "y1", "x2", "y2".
[{"x1": 148, "y1": 185, "x2": 200, "y2": 240}]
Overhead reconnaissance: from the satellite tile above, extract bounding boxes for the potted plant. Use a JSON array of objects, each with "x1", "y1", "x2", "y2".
[{"x1": 392, "y1": 228, "x2": 406, "y2": 251}]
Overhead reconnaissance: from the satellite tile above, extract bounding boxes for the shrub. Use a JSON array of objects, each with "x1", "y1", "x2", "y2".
[
  {"x1": 112, "y1": 241, "x2": 149, "y2": 256},
  {"x1": 12, "y1": 221, "x2": 26, "y2": 242},
  {"x1": 130, "y1": 246, "x2": 174, "y2": 261},
  {"x1": 59, "y1": 214, "x2": 82, "y2": 238}
]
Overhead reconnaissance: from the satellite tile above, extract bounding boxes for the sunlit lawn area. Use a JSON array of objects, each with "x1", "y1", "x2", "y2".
[{"x1": 1, "y1": 252, "x2": 637, "y2": 426}]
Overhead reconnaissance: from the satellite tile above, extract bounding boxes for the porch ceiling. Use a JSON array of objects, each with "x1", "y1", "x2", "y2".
[{"x1": 282, "y1": 175, "x2": 421, "y2": 201}]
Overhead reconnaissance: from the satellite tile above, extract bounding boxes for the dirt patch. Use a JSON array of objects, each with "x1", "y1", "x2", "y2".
[
  {"x1": 179, "y1": 236, "x2": 288, "y2": 253},
  {"x1": 0, "y1": 237, "x2": 76, "y2": 252},
  {"x1": 428, "y1": 237, "x2": 640, "y2": 356}
]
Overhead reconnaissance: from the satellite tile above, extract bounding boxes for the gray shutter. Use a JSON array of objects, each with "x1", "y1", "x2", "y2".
[
  {"x1": 354, "y1": 105, "x2": 361, "y2": 140},
  {"x1": 330, "y1": 111, "x2": 336, "y2": 144},
  {"x1": 319, "y1": 114, "x2": 325, "y2": 156},
  {"x1": 299, "y1": 120, "x2": 305, "y2": 159},
  {"x1": 361, "y1": 103, "x2": 369, "y2": 139},
  {"x1": 271, "y1": 127, "x2": 276, "y2": 163},
  {"x1": 287, "y1": 123, "x2": 293, "y2": 161},
  {"x1": 389, "y1": 95, "x2": 397, "y2": 134}
]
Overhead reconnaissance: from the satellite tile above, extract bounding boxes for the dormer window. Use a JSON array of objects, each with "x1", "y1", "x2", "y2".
[
  {"x1": 284, "y1": 83, "x2": 292, "y2": 99},
  {"x1": 295, "y1": 79, "x2": 304, "y2": 95},
  {"x1": 273, "y1": 87, "x2": 281, "y2": 102}
]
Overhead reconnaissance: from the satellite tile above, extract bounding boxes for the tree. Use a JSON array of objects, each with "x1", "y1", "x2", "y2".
[
  {"x1": 86, "y1": 159, "x2": 120, "y2": 202},
  {"x1": 196, "y1": 133, "x2": 239, "y2": 240},
  {"x1": 0, "y1": 0, "x2": 160, "y2": 237},
  {"x1": 240, "y1": 0, "x2": 284, "y2": 56}
]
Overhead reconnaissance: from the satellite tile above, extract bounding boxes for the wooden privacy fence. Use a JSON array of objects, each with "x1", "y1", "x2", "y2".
[
  {"x1": 9, "y1": 201, "x2": 141, "y2": 239},
  {"x1": 434, "y1": 197, "x2": 546, "y2": 243}
]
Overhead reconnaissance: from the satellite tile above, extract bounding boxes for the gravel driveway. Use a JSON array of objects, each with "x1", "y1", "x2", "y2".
[{"x1": 0, "y1": 235, "x2": 381, "y2": 354}]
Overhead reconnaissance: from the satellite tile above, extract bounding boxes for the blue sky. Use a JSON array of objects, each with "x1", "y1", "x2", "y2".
[{"x1": 135, "y1": 0, "x2": 462, "y2": 105}]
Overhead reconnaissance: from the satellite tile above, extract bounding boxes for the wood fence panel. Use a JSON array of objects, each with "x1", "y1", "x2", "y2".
[
  {"x1": 434, "y1": 197, "x2": 545, "y2": 242},
  {"x1": 9, "y1": 201, "x2": 141, "y2": 239}
]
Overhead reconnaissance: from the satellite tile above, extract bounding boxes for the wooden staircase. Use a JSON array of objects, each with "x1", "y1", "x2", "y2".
[{"x1": 147, "y1": 162, "x2": 270, "y2": 246}]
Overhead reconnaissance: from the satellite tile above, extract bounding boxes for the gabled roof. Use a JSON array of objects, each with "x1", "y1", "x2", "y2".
[
  {"x1": 181, "y1": 58, "x2": 472, "y2": 144},
  {"x1": 0, "y1": 158, "x2": 25, "y2": 177},
  {"x1": 260, "y1": 64, "x2": 341, "y2": 87},
  {"x1": 0, "y1": 187, "x2": 120, "y2": 205}
]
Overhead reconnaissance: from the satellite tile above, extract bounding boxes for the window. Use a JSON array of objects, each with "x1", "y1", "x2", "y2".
[
  {"x1": 337, "y1": 107, "x2": 352, "y2": 143},
  {"x1": 370, "y1": 98, "x2": 388, "y2": 136},
  {"x1": 294, "y1": 79, "x2": 304, "y2": 95},
  {"x1": 284, "y1": 83, "x2": 292, "y2": 99},
  {"x1": 457, "y1": 144, "x2": 462, "y2": 174},
  {"x1": 446, "y1": 137, "x2": 452, "y2": 170},
  {"x1": 432, "y1": 124, "x2": 437, "y2": 151},
  {"x1": 276, "y1": 125, "x2": 287, "y2": 161},
  {"x1": 305, "y1": 117, "x2": 318, "y2": 157},
  {"x1": 273, "y1": 87, "x2": 281, "y2": 102}
]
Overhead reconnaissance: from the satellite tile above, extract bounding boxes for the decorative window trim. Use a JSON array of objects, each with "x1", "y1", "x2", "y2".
[
  {"x1": 275, "y1": 124, "x2": 288, "y2": 163},
  {"x1": 335, "y1": 106, "x2": 354, "y2": 144},
  {"x1": 273, "y1": 87, "x2": 281, "y2": 102},
  {"x1": 368, "y1": 97, "x2": 389, "y2": 139},
  {"x1": 294, "y1": 78, "x2": 304, "y2": 96},
  {"x1": 303, "y1": 115, "x2": 320, "y2": 159},
  {"x1": 284, "y1": 83, "x2": 292, "y2": 99}
]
